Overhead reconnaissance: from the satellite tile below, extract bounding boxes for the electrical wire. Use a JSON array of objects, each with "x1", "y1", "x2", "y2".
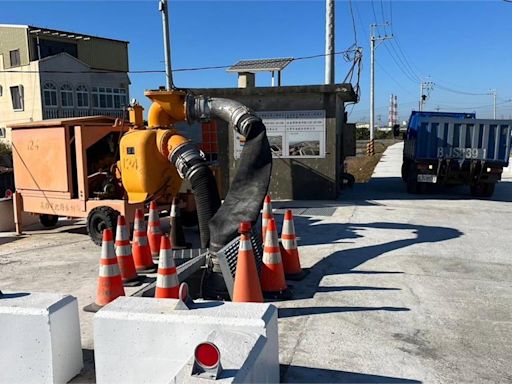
[
  {"x1": 0, "y1": 49, "x2": 359, "y2": 75},
  {"x1": 434, "y1": 84, "x2": 490, "y2": 96},
  {"x1": 375, "y1": 60, "x2": 416, "y2": 96},
  {"x1": 347, "y1": 0, "x2": 358, "y2": 47},
  {"x1": 371, "y1": 0, "x2": 379, "y2": 25}
]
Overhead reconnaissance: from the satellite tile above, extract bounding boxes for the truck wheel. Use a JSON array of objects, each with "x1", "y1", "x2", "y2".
[
  {"x1": 401, "y1": 161, "x2": 409, "y2": 182},
  {"x1": 484, "y1": 183, "x2": 496, "y2": 197},
  {"x1": 39, "y1": 214, "x2": 59, "y2": 228},
  {"x1": 470, "y1": 183, "x2": 495, "y2": 198},
  {"x1": 340, "y1": 172, "x2": 355, "y2": 189},
  {"x1": 406, "y1": 171, "x2": 419, "y2": 194},
  {"x1": 87, "y1": 206, "x2": 119, "y2": 245}
]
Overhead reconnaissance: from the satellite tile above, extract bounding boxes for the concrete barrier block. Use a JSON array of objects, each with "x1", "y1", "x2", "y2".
[
  {"x1": 0, "y1": 292, "x2": 83, "y2": 384},
  {"x1": 172, "y1": 330, "x2": 271, "y2": 383},
  {"x1": 94, "y1": 297, "x2": 279, "y2": 384}
]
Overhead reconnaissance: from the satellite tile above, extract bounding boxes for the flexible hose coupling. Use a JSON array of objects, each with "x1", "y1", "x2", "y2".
[
  {"x1": 169, "y1": 141, "x2": 206, "y2": 179},
  {"x1": 186, "y1": 95, "x2": 262, "y2": 137}
]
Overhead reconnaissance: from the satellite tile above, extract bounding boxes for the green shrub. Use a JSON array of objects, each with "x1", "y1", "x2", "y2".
[
  {"x1": 0, "y1": 141, "x2": 11, "y2": 156},
  {"x1": 356, "y1": 128, "x2": 369, "y2": 140}
]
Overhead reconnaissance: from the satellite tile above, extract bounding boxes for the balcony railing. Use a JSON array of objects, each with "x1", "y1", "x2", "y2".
[{"x1": 43, "y1": 108, "x2": 127, "y2": 120}]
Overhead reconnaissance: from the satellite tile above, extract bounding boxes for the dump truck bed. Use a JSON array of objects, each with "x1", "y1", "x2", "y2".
[{"x1": 404, "y1": 116, "x2": 512, "y2": 166}]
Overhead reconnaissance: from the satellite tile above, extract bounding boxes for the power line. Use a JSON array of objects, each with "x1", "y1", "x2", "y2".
[
  {"x1": 347, "y1": 0, "x2": 358, "y2": 47},
  {"x1": 434, "y1": 84, "x2": 490, "y2": 96},
  {"x1": 0, "y1": 48, "x2": 359, "y2": 75},
  {"x1": 375, "y1": 60, "x2": 415, "y2": 96},
  {"x1": 371, "y1": 0, "x2": 379, "y2": 24}
]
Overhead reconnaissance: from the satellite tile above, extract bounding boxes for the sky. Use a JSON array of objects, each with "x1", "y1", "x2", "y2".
[{"x1": 2, "y1": 0, "x2": 512, "y2": 122}]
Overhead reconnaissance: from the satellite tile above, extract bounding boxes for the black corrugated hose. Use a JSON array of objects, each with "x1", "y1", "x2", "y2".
[{"x1": 189, "y1": 165, "x2": 221, "y2": 249}]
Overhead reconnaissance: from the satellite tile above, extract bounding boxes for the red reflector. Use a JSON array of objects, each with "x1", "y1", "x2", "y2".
[
  {"x1": 416, "y1": 163, "x2": 429, "y2": 170},
  {"x1": 194, "y1": 342, "x2": 220, "y2": 369},
  {"x1": 4, "y1": 189, "x2": 13, "y2": 199}
]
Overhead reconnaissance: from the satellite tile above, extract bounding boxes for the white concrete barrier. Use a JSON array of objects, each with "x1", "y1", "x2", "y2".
[
  {"x1": 0, "y1": 198, "x2": 39, "y2": 232},
  {"x1": 94, "y1": 297, "x2": 279, "y2": 384},
  {"x1": 0, "y1": 292, "x2": 83, "y2": 383},
  {"x1": 171, "y1": 330, "x2": 270, "y2": 383}
]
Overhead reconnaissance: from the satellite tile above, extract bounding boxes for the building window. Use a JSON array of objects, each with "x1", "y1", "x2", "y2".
[
  {"x1": 0, "y1": 128, "x2": 6, "y2": 138},
  {"x1": 76, "y1": 85, "x2": 89, "y2": 108},
  {"x1": 113, "y1": 88, "x2": 128, "y2": 109},
  {"x1": 92, "y1": 87, "x2": 127, "y2": 109},
  {"x1": 0, "y1": 85, "x2": 3, "y2": 97},
  {"x1": 9, "y1": 49, "x2": 20, "y2": 67},
  {"x1": 43, "y1": 82, "x2": 58, "y2": 107},
  {"x1": 10, "y1": 85, "x2": 24, "y2": 111},
  {"x1": 60, "y1": 84, "x2": 74, "y2": 108}
]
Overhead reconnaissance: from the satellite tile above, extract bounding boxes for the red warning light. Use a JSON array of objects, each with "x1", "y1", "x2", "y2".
[{"x1": 194, "y1": 342, "x2": 220, "y2": 369}]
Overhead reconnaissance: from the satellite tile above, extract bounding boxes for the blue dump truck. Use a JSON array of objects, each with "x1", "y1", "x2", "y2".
[{"x1": 402, "y1": 111, "x2": 512, "y2": 197}]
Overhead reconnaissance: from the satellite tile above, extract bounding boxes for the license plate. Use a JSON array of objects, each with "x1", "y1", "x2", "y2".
[{"x1": 417, "y1": 174, "x2": 437, "y2": 183}]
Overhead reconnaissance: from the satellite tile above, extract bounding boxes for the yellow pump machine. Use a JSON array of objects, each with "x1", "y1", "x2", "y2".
[{"x1": 118, "y1": 89, "x2": 273, "y2": 298}]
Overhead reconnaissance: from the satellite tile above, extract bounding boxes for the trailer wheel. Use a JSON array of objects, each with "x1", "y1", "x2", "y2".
[
  {"x1": 87, "y1": 206, "x2": 120, "y2": 245},
  {"x1": 39, "y1": 214, "x2": 59, "y2": 228}
]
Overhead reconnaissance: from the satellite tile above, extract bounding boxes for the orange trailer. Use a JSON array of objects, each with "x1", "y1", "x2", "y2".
[{"x1": 10, "y1": 116, "x2": 144, "y2": 244}]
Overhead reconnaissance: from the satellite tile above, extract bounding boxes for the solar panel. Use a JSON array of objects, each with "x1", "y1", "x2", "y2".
[{"x1": 227, "y1": 57, "x2": 293, "y2": 73}]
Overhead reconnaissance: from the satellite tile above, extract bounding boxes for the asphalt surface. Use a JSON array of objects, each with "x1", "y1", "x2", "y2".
[{"x1": 1, "y1": 142, "x2": 511, "y2": 383}]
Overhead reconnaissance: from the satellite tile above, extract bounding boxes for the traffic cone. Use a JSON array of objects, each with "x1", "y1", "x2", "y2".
[
  {"x1": 232, "y1": 221, "x2": 264, "y2": 303},
  {"x1": 261, "y1": 194, "x2": 273, "y2": 242},
  {"x1": 115, "y1": 215, "x2": 143, "y2": 287},
  {"x1": 169, "y1": 197, "x2": 190, "y2": 249},
  {"x1": 132, "y1": 208, "x2": 157, "y2": 273},
  {"x1": 280, "y1": 210, "x2": 308, "y2": 280},
  {"x1": 147, "y1": 201, "x2": 162, "y2": 259},
  {"x1": 83, "y1": 228, "x2": 125, "y2": 312},
  {"x1": 155, "y1": 235, "x2": 179, "y2": 299},
  {"x1": 261, "y1": 218, "x2": 291, "y2": 300}
]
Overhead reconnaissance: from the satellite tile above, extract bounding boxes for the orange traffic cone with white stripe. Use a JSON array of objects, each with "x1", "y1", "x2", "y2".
[
  {"x1": 115, "y1": 215, "x2": 143, "y2": 286},
  {"x1": 261, "y1": 195, "x2": 273, "y2": 242},
  {"x1": 83, "y1": 228, "x2": 125, "y2": 312},
  {"x1": 232, "y1": 221, "x2": 264, "y2": 303},
  {"x1": 261, "y1": 218, "x2": 292, "y2": 300},
  {"x1": 132, "y1": 208, "x2": 157, "y2": 273},
  {"x1": 147, "y1": 201, "x2": 162, "y2": 259},
  {"x1": 280, "y1": 209, "x2": 308, "y2": 281},
  {"x1": 155, "y1": 235, "x2": 179, "y2": 299}
]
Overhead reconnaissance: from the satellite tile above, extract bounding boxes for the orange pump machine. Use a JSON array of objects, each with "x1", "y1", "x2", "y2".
[{"x1": 119, "y1": 89, "x2": 272, "y2": 252}]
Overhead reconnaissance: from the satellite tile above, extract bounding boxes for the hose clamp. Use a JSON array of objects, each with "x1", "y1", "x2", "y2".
[
  {"x1": 186, "y1": 95, "x2": 211, "y2": 123},
  {"x1": 169, "y1": 142, "x2": 205, "y2": 179}
]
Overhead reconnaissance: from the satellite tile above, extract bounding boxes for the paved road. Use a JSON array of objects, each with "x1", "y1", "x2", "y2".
[
  {"x1": 1, "y1": 142, "x2": 511, "y2": 383},
  {"x1": 276, "y1": 142, "x2": 512, "y2": 383}
]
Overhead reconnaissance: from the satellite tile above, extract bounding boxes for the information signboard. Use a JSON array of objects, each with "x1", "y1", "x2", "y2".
[{"x1": 234, "y1": 110, "x2": 326, "y2": 159}]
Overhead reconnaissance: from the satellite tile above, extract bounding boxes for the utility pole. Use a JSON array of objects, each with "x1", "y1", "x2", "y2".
[
  {"x1": 325, "y1": 0, "x2": 335, "y2": 84},
  {"x1": 159, "y1": 0, "x2": 173, "y2": 90},
  {"x1": 419, "y1": 80, "x2": 433, "y2": 111},
  {"x1": 370, "y1": 23, "x2": 393, "y2": 142},
  {"x1": 489, "y1": 89, "x2": 496, "y2": 119}
]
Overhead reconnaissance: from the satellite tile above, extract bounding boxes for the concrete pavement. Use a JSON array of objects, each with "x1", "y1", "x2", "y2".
[
  {"x1": 275, "y1": 142, "x2": 512, "y2": 383},
  {"x1": 1, "y1": 142, "x2": 511, "y2": 383}
]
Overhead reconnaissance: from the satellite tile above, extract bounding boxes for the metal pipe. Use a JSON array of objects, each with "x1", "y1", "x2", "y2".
[
  {"x1": 187, "y1": 96, "x2": 261, "y2": 137},
  {"x1": 159, "y1": 0, "x2": 173, "y2": 90},
  {"x1": 324, "y1": 0, "x2": 335, "y2": 85}
]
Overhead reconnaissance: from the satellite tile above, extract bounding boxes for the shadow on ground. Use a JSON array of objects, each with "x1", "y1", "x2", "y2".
[
  {"x1": 341, "y1": 177, "x2": 512, "y2": 203},
  {"x1": 281, "y1": 365, "x2": 421, "y2": 383},
  {"x1": 283, "y1": 220, "x2": 462, "y2": 300},
  {"x1": 279, "y1": 306, "x2": 409, "y2": 318},
  {"x1": 69, "y1": 349, "x2": 95, "y2": 383}
]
